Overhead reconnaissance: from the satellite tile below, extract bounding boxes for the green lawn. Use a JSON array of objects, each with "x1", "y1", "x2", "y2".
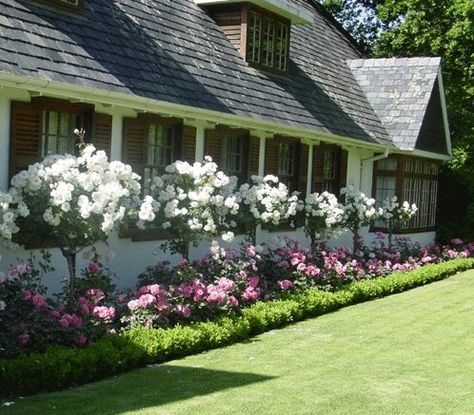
[{"x1": 3, "y1": 270, "x2": 474, "y2": 415}]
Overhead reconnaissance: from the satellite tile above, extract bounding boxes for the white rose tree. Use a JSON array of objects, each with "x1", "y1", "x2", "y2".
[
  {"x1": 380, "y1": 196, "x2": 418, "y2": 247},
  {"x1": 236, "y1": 175, "x2": 300, "y2": 245},
  {"x1": 137, "y1": 157, "x2": 239, "y2": 260},
  {"x1": 9, "y1": 132, "x2": 141, "y2": 298},
  {"x1": 340, "y1": 186, "x2": 382, "y2": 255},
  {"x1": 303, "y1": 191, "x2": 344, "y2": 255}
]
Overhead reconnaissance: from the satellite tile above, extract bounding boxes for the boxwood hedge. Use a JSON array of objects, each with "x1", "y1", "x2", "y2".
[{"x1": 1, "y1": 257, "x2": 473, "y2": 397}]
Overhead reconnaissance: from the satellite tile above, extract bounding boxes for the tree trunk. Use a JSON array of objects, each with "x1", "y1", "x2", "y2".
[
  {"x1": 60, "y1": 247, "x2": 77, "y2": 301},
  {"x1": 352, "y1": 231, "x2": 360, "y2": 257}
]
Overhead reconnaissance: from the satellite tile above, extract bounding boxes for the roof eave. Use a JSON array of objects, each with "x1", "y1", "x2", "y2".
[{"x1": 0, "y1": 71, "x2": 393, "y2": 152}]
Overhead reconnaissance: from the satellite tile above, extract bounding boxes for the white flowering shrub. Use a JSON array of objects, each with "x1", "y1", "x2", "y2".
[
  {"x1": 236, "y1": 175, "x2": 300, "y2": 245},
  {"x1": 137, "y1": 157, "x2": 239, "y2": 259},
  {"x1": 9, "y1": 144, "x2": 142, "y2": 294},
  {"x1": 340, "y1": 186, "x2": 383, "y2": 255},
  {"x1": 0, "y1": 191, "x2": 29, "y2": 261},
  {"x1": 381, "y1": 196, "x2": 418, "y2": 245},
  {"x1": 303, "y1": 191, "x2": 344, "y2": 252}
]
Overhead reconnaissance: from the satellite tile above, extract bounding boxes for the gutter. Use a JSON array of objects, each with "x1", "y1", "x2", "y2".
[{"x1": 0, "y1": 72, "x2": 392, "y2": 152}]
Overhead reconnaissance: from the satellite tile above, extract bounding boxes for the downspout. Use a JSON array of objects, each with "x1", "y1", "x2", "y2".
[{"x1": 359, "y1": 148, "x2": 390, "y2": 191}]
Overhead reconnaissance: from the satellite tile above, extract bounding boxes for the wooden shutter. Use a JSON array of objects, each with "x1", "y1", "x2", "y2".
[
  {"x1": 265, "y1": 139, "x2": 279, "y2": 176},
  {"x1": 248, "y1": 136, "x2": 260, "y2": 177},
  {"x1": 182, "y1": 126, "x2": 196, "y2": 163},
  {"x1": 204, "y1": 130, "x2": 222, "y2": 166},
  {"x1": 338, "y1": 149, "x2": 348, "y2": 192},
  {"x1": 298, "y1": 143, "x2": 309, "y2": 197},
  {"x1": 92, "y1": 113, "x2": 112, "y2": 156},
  {"x1": 312, "y1": 144, "x2": 326, "y2": 193},
  {"x1": 122, "y1": 117, "x2": 146, "y2": 178},
  {"x1": 10, "y1": 101, "x2": 42, "y2": 179}
]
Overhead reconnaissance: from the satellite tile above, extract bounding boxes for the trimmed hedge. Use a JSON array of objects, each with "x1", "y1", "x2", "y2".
[{"x1": 1, "y1": 258, "x2": 473, "y2": 397}]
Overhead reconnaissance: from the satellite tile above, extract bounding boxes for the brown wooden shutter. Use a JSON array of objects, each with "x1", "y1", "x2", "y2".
[
  {"x1": 248, "y1": 136, "x2": 260, "y2": 177},
  {"x1": 312, "y1": 144, "x2": 325, "y2": 193},
  {"x1": 122, "y1": 117, "x2": 146, "y2": 178},
  {"x1": 338, "y1": 149, "x2": 348, "y2": 192},
  {"x1": 265, "y1": 139, "x2": 279, "y2": 176},
  {"x1": 204, "y1": 130, "x2": 222, "y2": 166},
  {"x1": 298, "y1": 143, "x2": 309, "y2": 197},
  {"x1": 10, "y1": 101, "x2": 42, "y2": 180},
  {"x1": 182, "y1": 126, "x2": 196, "y2": 163},
  {"x1": 92, "y1": 113, "x2": 112, "y2": 156}
]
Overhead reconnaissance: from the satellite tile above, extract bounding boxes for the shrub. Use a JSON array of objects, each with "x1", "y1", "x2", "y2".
[{"x1": 1, "y1": 257, "x2": 472, "y2": 397}]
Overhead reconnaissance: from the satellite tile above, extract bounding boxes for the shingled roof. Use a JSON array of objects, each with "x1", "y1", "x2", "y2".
[
  {"x1": 0, "y1": 0, "x2": 394, "y2": 146},
  {"x1": 348, "y1": 57, "x2": 444, "y2": 152},
  {"x1": 0, "y1": 0, "x2": 447, "y2": 153}
]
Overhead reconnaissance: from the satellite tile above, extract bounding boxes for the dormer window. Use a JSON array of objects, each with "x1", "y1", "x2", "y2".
[
  {"x1": 248, "y1": 10, "x2": 290, "y2": 71},
  {"x1": 196, "y1": 0, "x2": 312, "y2": 74},
  {"x1": 34, "y1": 0, "x2": 83, "y2": 12}
]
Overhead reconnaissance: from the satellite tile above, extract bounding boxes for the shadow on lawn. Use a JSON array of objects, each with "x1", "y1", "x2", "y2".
[{"x1": 62, "y1": 364, "x2": 275, "y2": 414}]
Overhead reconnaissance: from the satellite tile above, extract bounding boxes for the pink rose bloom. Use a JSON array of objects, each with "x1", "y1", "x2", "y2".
[
  {"x1": 206, "y1": 285, "x2": 227, "y2": 304},
  {"x1": 88, "y1": 262, "x2": 101, "y2": 273},
  {"x1": 242, "y1": 287, "x2": 260, "y2": 302},
  {"x1": 79, "y1": 297, "x2": 92, "y2": 315},
  {"x1": 146, "y1": 284, "x2": 165, "y2": 297},
  {"x1": 296, "y1": 263, "x2": 306, "y2": 272},
  {"x1": 76, "y1": 333, "x2": 87, "y2": 347},
  {"x1": 92, "y1": 306, "x2": 116, "y2": 321},
  {"x1": 137, "y1": 294, "x2": 155, "y2": 309},
  {"x1": 156, "y1": 298, "x2": 171, "y2": 311},
  {"x1": 229, "y1": 296, "x2": 239, "y2": 308},
  {"x1": 335, "y1": 263, "x2": 346, "y2": 275},
  {"x1": 217, "y1": 277, "x2": 235, "y2": 292},
  {"x1": 50, "y1": 309, "x2": 61, "y2": 319},
  {"x1": 278, "y1": 279, "x2": 293, "y2": 290},
  {"x1": 248, "y1": 276, "x2": 259, "y2": 288},
  {"x1": 451, "y1": 238, "x2": 463, "y2": 245},
  {"x1": 127, "y1": 299, "x2": 140, "y2": 311},
  {"x1": 305, "y1": 265, "x2": 321, "y2": 277},
  {"x1": 18, "y1": 331, "x2": 30, "y2": 346},
  {"x1": 32, "y1": 293, "x2": 46, "y2": 309},
  {"x1": 59, "y1": 314, "x2": 83, "y2": 328},
  {"x1": 447, "y1": 249, "x2": 457, "y2": 258},
  {"x1": 245, "y1": 245, "x2": 256, "y2": 257},
  {"x1": 421, "y1": 256, "x2": 432, "y2": 263},
  {"x1": 23, "y1": 290, "x2": 33, "y2": 301},
  {"x1": 460, "y1": 250, "x2": 469, "y2": 258},
  {"x1": 178, "y1": 282, "x2": 194, "y2": 298},
  {"x1": 176, "y1": 304, "x2": 191, "y2": 318}
]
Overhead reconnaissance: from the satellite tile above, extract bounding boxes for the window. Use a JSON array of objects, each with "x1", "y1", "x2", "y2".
[
  {"x1": 34, "y1": 0, "x2": 83, "y2": 11},
  {"x1": 247, "y1": 9, "x2": 290, "y2": 72},
  {"x1": 277, "y1": 142, "x2": 296, "y2": 189},
  {"x1": 373, "y1": 156, "x2": 439, "y2": 231},
  {"x1": 41, "y1": 111, "x2": 84, "y2": 157},
  {"x1": 312, "y1": 144, "x2": 347, "y2": 195},
  {"x1": 205, "y1": 127, "x2": 251, "y2": 183},
  {"x1": 143, "y1": 124, "x2": 177, "y2": 190}
]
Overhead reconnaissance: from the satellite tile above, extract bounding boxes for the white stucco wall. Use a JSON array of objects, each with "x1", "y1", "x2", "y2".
[{"x1": 0, "y1": 87, "x2": 437, "y2": 292}]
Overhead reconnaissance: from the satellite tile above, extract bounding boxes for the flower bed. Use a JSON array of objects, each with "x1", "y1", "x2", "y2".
[{"x1": 1, "y1": 257, "x2": 473, "y2": 397}]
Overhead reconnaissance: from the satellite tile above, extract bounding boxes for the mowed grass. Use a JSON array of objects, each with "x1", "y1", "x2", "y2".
[{"x1": 3, "y1": 270, "x2": 474, "y2": 415}]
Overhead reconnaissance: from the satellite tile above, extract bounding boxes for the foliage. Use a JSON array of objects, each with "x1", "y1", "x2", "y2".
[{"x1": 2, "y1": 257, "x2": 473, "y2": 397}]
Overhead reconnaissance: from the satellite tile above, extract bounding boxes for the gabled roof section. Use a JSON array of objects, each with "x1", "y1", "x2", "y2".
[
  {"x1": 0, "y1": 0, "x2": 391, "y2": 146},
  {"x1": 348, "y1": 57, "x2": 450, "y2": 155}
]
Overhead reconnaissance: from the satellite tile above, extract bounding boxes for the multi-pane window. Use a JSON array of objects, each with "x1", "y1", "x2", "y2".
[
  {"x1": 373, "y1": 156, "x2": 439, "y2": 231},
  {"x1": 278, "y1": 143, "x2": 296, "y2": 189},
  {"x1": 143, "y1": 124, "x2": 177, "y2": 190},
  {"x1": 221, "y1": 135, "x2": 244, "y2": 177},
  {"x1": 312, "y1": 145, "x2": 346, "y2": 195},
  {"x1": 247, "y1": 10, "x2": 290, "y2": 72},
  {"x1": 41, "y1": 110, "x2": 83, "y2": 157},
  {"x1": 35, "y1": 0, "x2": 82, "y2": 10}
]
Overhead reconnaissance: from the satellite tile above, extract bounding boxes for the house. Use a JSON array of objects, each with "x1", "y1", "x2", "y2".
[{"x1": 0, "y1": 0, "x2": 451, "y2": 287}]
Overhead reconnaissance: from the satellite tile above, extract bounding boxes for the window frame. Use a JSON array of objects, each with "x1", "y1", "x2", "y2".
[
  {"x1": 246, "y1": 5, "x2": 290, "y2": 73},
  {"x1": 372, "y1": 155, "x2": 440, "y2": 233},
  {"x1": 32, "y1": 0, "x2": 84, "y2": 12},
  {"x1": 312, "y1": 143, "x2": 346, "y2": 196}
]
